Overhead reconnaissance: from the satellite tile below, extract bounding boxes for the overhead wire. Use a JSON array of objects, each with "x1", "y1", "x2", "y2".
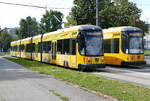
[{"x1": 0, "y1": 1, "x2": 71, "y2": 10}]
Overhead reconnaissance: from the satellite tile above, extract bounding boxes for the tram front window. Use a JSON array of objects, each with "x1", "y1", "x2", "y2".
[
  {"x1": 78, "y1": 31, "x2": 103, "y2": 56},
  {"x1": 122, "y1": 32, "x2": 144, "y2": 54},
  {"x1": 129, "y1": 36, "x2": 143, "y2": 54}
]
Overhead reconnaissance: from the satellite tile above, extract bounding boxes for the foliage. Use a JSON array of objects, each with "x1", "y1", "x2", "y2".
[
  {"x1": 64, "y1": 15, "x2": 77, "y2": 28},
  {"x1": 100, "y1": 0, "x2": 148, "y2": 32},
  {"x1": 68, "y1": 0, "x2": 106, "y2": 25},
  {"x1": 40, "y1": 10, "x2": 63, "y2": 33},
  {"x1": 136, "y1": 20, "x2": 148, "y2": 33},
  {"x1": 100, "y1": 0, "x2": 140, "y2": 27},
  {"x1": 5, "y1": 57, "x2": 150, "y2": 101},
  {"x1": 0, "y1": 31, "x2": 16, "y2": 52},
  {"x1": 15, "y1": 16, "x2": 39, "y2": 38},
  {"x1": 66, "y1": 0, "x2": 148, "y2": 33}
]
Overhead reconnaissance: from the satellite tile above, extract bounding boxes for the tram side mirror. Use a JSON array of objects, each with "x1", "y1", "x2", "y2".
[{"x1": 126, "y1": 49, "x2": 128, "y2": 54}]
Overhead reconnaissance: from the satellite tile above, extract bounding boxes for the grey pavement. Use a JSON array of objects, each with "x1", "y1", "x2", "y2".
[{"x1": 0, "y1": 57, "x2": 110, "y2": 101}]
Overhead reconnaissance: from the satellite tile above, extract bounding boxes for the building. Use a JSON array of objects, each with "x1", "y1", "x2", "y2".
[{"x1": 144, "y1": 24, "x2": 150, "y2": 49}]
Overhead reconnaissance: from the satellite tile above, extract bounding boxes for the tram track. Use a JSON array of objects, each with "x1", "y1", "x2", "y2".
[{"x1": 94, "y1": 66, "x2": 150, "y2": 88}]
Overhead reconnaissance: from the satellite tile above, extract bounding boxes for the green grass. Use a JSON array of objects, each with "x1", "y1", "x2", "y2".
[
  {"x1": 4, "y1": 57, "x2": 150, "y2": 101},
  {"x1": 144, "y1": 50, "x2": 150, "y2": 55},
  {"x1": 49, "y1": 90, "x2": 69, "y2": 101}
]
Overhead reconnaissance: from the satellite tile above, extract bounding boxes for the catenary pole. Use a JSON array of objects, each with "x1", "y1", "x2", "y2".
[{"x1": 96, "y1": 0, "x2": 100, "y2": 26}]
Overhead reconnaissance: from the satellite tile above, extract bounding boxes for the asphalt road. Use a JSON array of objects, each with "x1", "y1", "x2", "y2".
[
  {"x1": 0, "y1": 57, "x2": 110, "y2": 101},
  {"x1": 96, "y1": 66, "x2": 150, "y2": 88}
]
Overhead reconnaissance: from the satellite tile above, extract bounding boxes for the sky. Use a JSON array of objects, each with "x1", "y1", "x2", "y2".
[
  {"x1": 129, "y1": 0, "x2": 150, "y2": 24},
  {"x1": 0, "y1": 0, "x2": 149, "y2": 29}
]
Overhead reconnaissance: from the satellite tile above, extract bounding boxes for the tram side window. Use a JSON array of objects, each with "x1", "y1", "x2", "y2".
[
  {"x1": 57, "y1": 40, "x2": 62, "y2": 54},
  {"x1": 70, "y1": 39, "x2": 76, "y2": 55},
  {"x1": 14, "y1": 46, "x2": 18, "y2": 52},
  {"x1": 31, "y1": 43, "x2": 35, "y2": 52},
  {"x1": 43, "y1": 41, "x2": 51, "y2": 53},
  {"x1": 26, "y1": 44, "x2": 31, "y2": 52},
  {"x1": 26, "y1": 43, "x2": 35, "y2": 52},
  {"x1": 104, "y1": 38, "x2": 119, "y2": 53},
  {"x1": 104, "y1": 40, "x2": 111, "y2": 53},
  {"x1": 122, "y1": 35, "x2": 128, "y2": 53},
  {"x1": 64, "y1": 39, "x2": 70, "y2": 54},
  {"x1": 57, "y1": 39, "x2": 76, "y2": 55},
  {"x1": 19, "y1": 45, "x2": 24, "y2": 52},
  {"x1": 78, "y1": 33, "x2": 85, "y2": 55}
]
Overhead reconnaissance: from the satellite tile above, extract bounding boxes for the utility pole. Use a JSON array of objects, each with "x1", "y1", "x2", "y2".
[{"x1": 96, "y1": 0, "x2": 100, "y2": 26}]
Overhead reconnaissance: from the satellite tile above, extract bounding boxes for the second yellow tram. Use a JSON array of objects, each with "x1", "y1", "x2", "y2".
[{"x1": 103, "y1": 26, "x2": 146, "y2": 66}]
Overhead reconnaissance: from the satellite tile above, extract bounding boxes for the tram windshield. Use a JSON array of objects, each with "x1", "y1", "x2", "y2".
[
  {"x1": 78, "y1": 31, "x2": 103, "y2": 56},
  {"x1": 122, "y1": 31, "x2": 144, "y2": 54}
]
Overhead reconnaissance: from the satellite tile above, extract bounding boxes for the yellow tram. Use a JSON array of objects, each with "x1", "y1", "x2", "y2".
[
  {"x1": 103, "y1": 26, "x2": 146, "y2": 66},
  {"x1": 11, "y1": 25, "x2": 105, "y2": 70},
  {"x1": 10, "y1": 41, "x2": 17, "y2": 56}
]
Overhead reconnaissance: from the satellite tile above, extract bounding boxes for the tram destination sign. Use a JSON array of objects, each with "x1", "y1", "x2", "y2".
[
  {"x1": 129, "y1": 33, "x2": 142, "y2": 36},
  {"x1": 87, "y1": 32, "x2": 101, "y2": 35}
]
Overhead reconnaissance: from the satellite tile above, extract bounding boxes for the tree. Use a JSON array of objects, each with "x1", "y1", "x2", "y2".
[
  {"x1": 100, "y1": 0, "x2": 148, "y2": 32},
  {"x1": 66, "y1": 0, "x2": 107, "y2": 25},
  {"x1": 136, "y1": 21, "x2": 148, "y2": 34},
  {"x1": 40, "y1": 10, "x2": 63, "y2": 33},
  {"x1": 15, "y1": 16, "x2": 39, "y2": 38},
  {"x1": 66, "y1": 0, "x2": 148, "y2": 32},
  {"x1": 64, "y1": 15, "x2": 77, "y2": 28},
  {"x1": 100, "y1": 0, "x2": 140, "y2": 27},
  {"x1": 0, "y1": 31, "x2": 17, "y2": 52}
]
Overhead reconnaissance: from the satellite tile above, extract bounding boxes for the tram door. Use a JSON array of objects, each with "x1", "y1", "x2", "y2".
[{"x1": 52, "y1": 41, "x2": 57, "y2": 64}]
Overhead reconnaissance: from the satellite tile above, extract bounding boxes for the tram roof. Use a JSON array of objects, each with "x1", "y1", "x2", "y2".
[
  {"x1": 32, "y1": 34, "x2": 42, "y2": 39},
  {"x1": 11, "y1": 41, "x2": 17, "y2": 44},
  {"x1": 21, "y1": 37, "x2": 32, "y2": 41},
  {"x1": 103, "y1": 26, "x2": 142, "y2": 33},
  {"x1": 43, "y1": 25, "x2": 102, "y2": 36}
]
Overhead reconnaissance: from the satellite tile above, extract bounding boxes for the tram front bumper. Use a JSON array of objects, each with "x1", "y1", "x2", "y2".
[
  {"x1": 78, "y1": 64, "x2": 105, "y2": 70},
  {"x1": 121, "y1": 61, "x2": 146, "y2": 66}
]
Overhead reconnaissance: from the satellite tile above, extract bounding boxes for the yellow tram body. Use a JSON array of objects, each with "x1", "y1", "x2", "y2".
[
  {"x1": 11, "y1": 25, "x2": 105, "y2": 70},
  {"x1": 21, "y1": 37, "x2": 32, "y2": 59},
  {"x1": 16, "y1": 40, "x2": 21, "y2": 57},
  {"x1": 103, "y1": 26, "x2": 146, "y2": 66},
  {"x1": 32, "y1": 35, "x2": 42, "y2": 61},
  {"x1": 10, "y1": 41, "x2": 17, "y2": 56}
]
